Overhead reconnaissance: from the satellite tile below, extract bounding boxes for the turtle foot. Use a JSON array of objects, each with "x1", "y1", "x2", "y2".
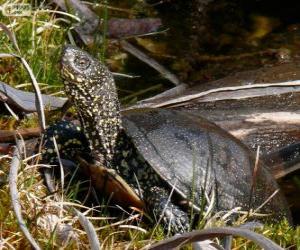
[{"x1": 146, "y1": 186, "x2": 190, "y2": 234}]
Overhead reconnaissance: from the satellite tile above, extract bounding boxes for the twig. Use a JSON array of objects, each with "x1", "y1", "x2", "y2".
[
  {"x1": 0, "y1": 23, "x2": 21, "y2": 53},
  {"x1": 112, "y1": 72, "x2": 140, "y2": 79},
  {"x1": 120, "y1": 40, "x2": 181, "y2": 86},
  {"x1": 247, "y1": 146, "x2": 260, "y2": 219},
  {"x1": 254, "y1": 189, "x2": 280, "y2": 214},
  {"x1": 4, "y1": 103, "x2": 19, "y2": 120},
  {"x1": 9, "y1": 141, "x2": 41, "y2": 250},
  {"x1": 149, "y1": 227, "x2": 283, "y2": 250},
  {"x1": 0, "y1": 128, "x2": 41, "y2": 142},
  {"x1": 0, "y1": 23, "x2": 46, "y2": 131},
  {"x1": 74, "y1": 209, "x2": 101, "y2": 250},
  {"x1": 19, "y1": 57, "x2": 46, "y2": 131},
  {"x1": 143, "y1": 80, "x2": 300, "y2": 108}
]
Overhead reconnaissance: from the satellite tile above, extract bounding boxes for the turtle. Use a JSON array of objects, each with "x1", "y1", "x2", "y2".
[{"x1": 42, "y1": 45, "x2": 291, "y2": 233}]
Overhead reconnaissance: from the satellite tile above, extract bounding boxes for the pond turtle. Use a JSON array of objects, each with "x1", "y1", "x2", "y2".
[{"x1": 43, "y1": 45, "x2": 291, "y2": 233}]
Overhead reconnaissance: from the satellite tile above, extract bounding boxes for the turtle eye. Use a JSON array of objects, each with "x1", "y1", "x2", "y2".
[{"x1": 74, "y1": 55, "x2": 90, "y2": 70}]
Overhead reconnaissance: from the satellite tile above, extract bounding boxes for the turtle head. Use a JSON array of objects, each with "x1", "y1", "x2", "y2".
[
  {"x1": 60, "y1": 45, "x2": 122, "y2": 160},
  {"x1": 61, "y1": 45, "x2": 112, "y2": 95}
]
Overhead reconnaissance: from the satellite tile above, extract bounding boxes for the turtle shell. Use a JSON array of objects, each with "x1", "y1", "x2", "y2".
[{"x1": 122, "y1": 108, "x2": 291, "y2": 222}]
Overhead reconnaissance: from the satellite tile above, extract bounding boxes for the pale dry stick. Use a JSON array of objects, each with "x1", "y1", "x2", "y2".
[
  {"x1": 74, "y1": 209, "x2": 101, "y2": 250},
  {"x1": 0, "y1": 19, "x2": 18, "y2": 29},
  {"x1": 35, "y1": 18, "x2": 72, "y2": 35},
  {"x1": 9, "y1": 141, "x2": 41, "y2": 250},
  {"x1": 101, "y1": 230, "x2": 126, "y2": 248},
  {"x1": 114, "y1": 204, "x2": 144, "y2": 229},
  {"x1": 3, "y1": 102, "x2": 19, "y2": 120},
  {"x1": 0, "y1": 53, "x2": 16, "y2": 58},
  {"x1": 254, "y1": 189, "x2": 280, "y2": 215},
  {"x1": 23, "y1": 153, "x2": 42, "y2": 163},
  {"x1": 113, "y1": 72, "x2": 140, "y2": 79},
  {"x1": 36, "y1": 21, "x2": 61, "y2": 34},
  {"x1": 120, "y1": 40, "x2": 182, "y2": 86},
  {"x1": 202, "y1": 188, "x2": 216, "y2": 220},
  {"x1": 31, "y1": 9, "x2": 37, "y2": 52},
  {"x1": 67, "y1": 29, "x2": 76, "y2": 46},
  {"x1": 221, "y1": 209, "x2": 270, "y2": 221},
  {"x1": 120, "y1": 28, "x2": 169, "y2": 40},
  {"x1": 52, "y1": 136, "x2": 64, "y2": 218},
  {"x1": 119, "y1": 225, "x2": 147, "y2": 233},
  {"x1": 147, "y1": 80, "x2": 300, "y2": 108},
  {"x1": 20, "y1": 57, "x2": 46, "y2": 131},
  {"x1": 37, "y1": 9, "x2": 81, "y2": 22},
  {"x1": 0, "y1": 234, "x2": 16, "y2": 250},
  {"x1": 53, "y1": 201, "x2": 103, "y2": 211},
  {"x1": 85, "y1": 2, "x2": 136, "y2": 14},
  {"x1": 17, "y1": 133, "x2": 27, "y2": 161},
  {"x1": 0, "y1": 23, "x2": 21, "y2": 52},
  {"x1": 14, "y1": 82, "x2": 47, "y2": 88},
  {"x1": 52, "y1": 0, "x2": 99, "y2": 47},
  {"x1": 0, "y1": 224, "x2": 15, "y2": 250},
  {"x1": 247, "y1": 146, "x2": 261, "y2": 218},
  {"x1": 49, "y1": 90, "x2": 65, "y2": 96},
  {"x1": 221, "y1": 207, "x2": 242, "y2": 222},
  {"x1": 95, "y1": 214, "x2": 141, "y2": 231},
  {"x1": 149, "y1": 227, "x2": 284, "y2": 250},
  {"x1": 0, "y1": 154, "x2": 11, "y2": 160},
  {"x1": 84, "y1": 216, "x2": 117, "y2": 221}
]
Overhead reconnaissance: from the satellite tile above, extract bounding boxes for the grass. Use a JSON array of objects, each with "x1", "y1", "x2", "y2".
[
  {"x1": 0, "y1": 0, "x2": 299, "y2": 249},
  {"x1": 0, "y1": 1, "x2": 73, "y2": 94}
]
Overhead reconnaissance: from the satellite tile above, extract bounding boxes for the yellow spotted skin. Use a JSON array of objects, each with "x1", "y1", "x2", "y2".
[
  {"x1": 59, "y1": 45, "x2": 190, "y2": 234},
  {"x1": 41, "y1": 121, "x2": 89, "y2": 164},
  {"x1": 61, "y1": 46, "x2": 121, "y2": 162}
]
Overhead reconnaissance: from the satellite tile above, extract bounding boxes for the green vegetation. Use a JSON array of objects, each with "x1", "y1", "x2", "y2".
[{"x1": 0, "y1": 6, "x2": 66, "y2": 91}]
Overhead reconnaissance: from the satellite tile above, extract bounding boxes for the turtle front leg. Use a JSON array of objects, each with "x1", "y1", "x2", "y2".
[{"x1": 145, "y1": 186, "x2": 190, "y2": 234}]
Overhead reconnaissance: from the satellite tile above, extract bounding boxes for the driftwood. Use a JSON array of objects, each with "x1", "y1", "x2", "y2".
[
  {"x1": 130, "y1": 63, "x2": 300, "y2": 154},
  {"x1": 0, "y1": 81, "x2": 67, "y2": 113}
]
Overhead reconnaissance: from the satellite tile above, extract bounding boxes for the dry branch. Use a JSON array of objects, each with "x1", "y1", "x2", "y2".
[
  {"x1": 149, "y1": 227, "x2": 283, "y2": 250},
  {"x1": 9, "y1": 141, "x2": 41, "y2": 250}
]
